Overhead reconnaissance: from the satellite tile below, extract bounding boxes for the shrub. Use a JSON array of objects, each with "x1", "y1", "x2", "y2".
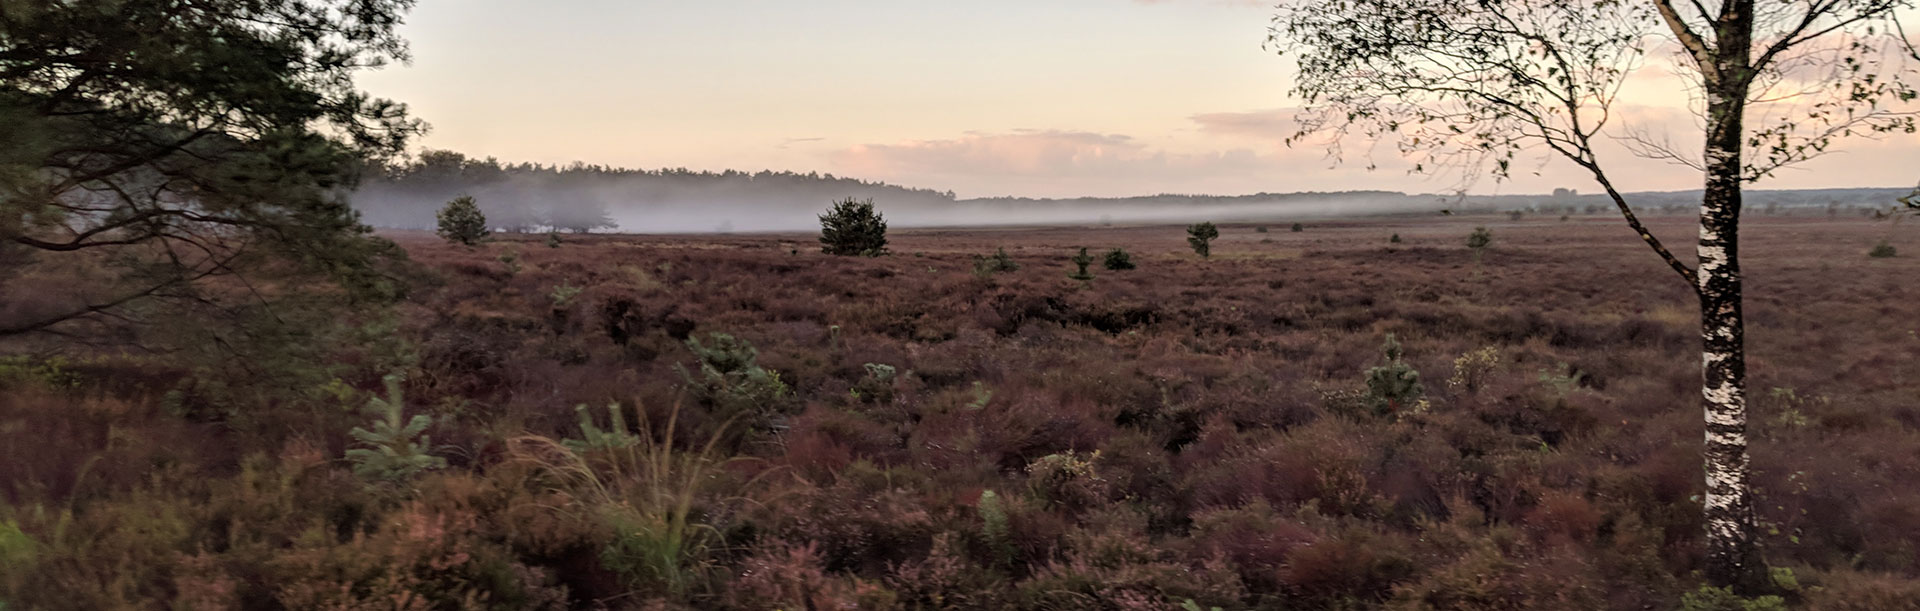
[
  {"x1": 1187, "y1": 222, "x2": 1219, "y2": 258},
  {"x1": 1448, "y1": 346, "x2": 1500, "y2": 391},
  {"x1": 1678, "y1": 585, "x2": 1787, "y2": 611},
  {"x1": 1255, "y1": 226, "x2": 1269, "y2": 233},
  {"x1": 1102, "y1": 247, "x2": 1136, "y2": 271},
  {"x1": 345, "y1": 374, "x2": 447, "y2": 482},
  {"x1": 851, "y1": 362, "x2": 897, "y2": 404},
  {"x1": 1868, "y1": 241, "x2": 1896, "y2": 258},
  {"x1": 545, "y1": 230, "x2": 562, "y2": 248},
  {"x1": 435, "y1": 195, "x2": 489, "y2": 246},
  {"x1": 1068, "y1": 247, "x2": 1095, "y2": 281},
  {"x1": 1363, "y1": 334, "x2": 1424, "y2": 417},
  {"x1": 972, "y1": 247, "x2": 1020, "y2": 276},
  {"x1": 1291, "y1": 222, "x2": 1304, "y2": 232},
  {"x1": 1390, "y1": 233, "x2": 1402, "y2": 244},
  {"x1": 679, "y1": 332, "x2": 791, "y2": 426},
  {"x1": 819, "y1": 197, "x2": 889, "y2": 256},
  {"x1": 1467, "y1": 226, "x2": 1493, "y2": 250}
]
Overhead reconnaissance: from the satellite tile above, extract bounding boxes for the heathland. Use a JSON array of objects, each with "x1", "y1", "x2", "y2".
[{"x1": 2, "y1": 214, "x2": 1917, "y2": 609}]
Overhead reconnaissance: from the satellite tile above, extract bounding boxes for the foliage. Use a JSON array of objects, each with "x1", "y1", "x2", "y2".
[
  {"x1": 1068, "y1": 247, "x2": 1096, "y2": 281},
  {"x1": 977, "y1": 490, "x2": 1013, "y2": 567},
  {"x1": 972, "y1": 247, "x2": 1021, "y2": 276},
  {"x1": 564, "y1": 402, "x2": 643, "y2": 453},
  {"x1": 1363, "y1": 334, "x2": 1424, "y2": 417},
  {"x1": 0, "y1": 356, "x2": 82, "y2": 390},
  {"x1": 1255, "y1": 226, "x2": 1270, "y2": 233},
  {"x1": 1390, "y1": 233, "x2": 1402, "y2": 244},
  {"x1": 678, "y1": 332, "x2": 791, "y2": 427},
  {"x1": 1679, "y1": 585, "x2": 1788, "y2": 611},
  {"x1": 546, "y1": 231, "x2": 563, "y2": 248},
  {"x1": 1187, "y1": 222, "x2": 1219, "y2": 258},
  {"x1": 1448, "y1": 346, "x2": 1500, "y2": 391},
  {"x1": 1291, "y1": 223, "x2": 1304, "y2": 232},
  {"x1": 549, "y1": 283, "x2": 583, "y2": 307},
  {"x1": 1102, "y1": 247, "x2": 1136, "y2": 271},
  {"x1": 851, "y1": 362, "x2": 898, "y2": 404},
  {"x1": 1467, "y1": 226, "x2": 1492, "y2": 250},
  {"x1": 0, "y1": 0, "x2": 420, "y2": 338},
  {"x1": 1868, "y1": 241, "x2": 1896, "y2": 258},
  {"x1": 513, "y1": 401, "x2": 742, "y2": 599},
  {"x1": 345, "y1": 374, "x2": 447, "y2": 482},
  {"x1": 819, "y1": 197, "x2": 890, "y2": 256},
  {"x1": 437, "y1": 195, "x2": 490, "y2": 246}
]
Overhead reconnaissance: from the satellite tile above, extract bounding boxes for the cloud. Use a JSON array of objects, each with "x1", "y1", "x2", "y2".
[
  {"x1": 828, "y1": 129, "x2": 1299, "y2": 197},
  {"x1": 1189, "y1": 108, "x2": 1299, "y2": 141},
  {"x1": 776, "y1": 137, "x2": 826, "y2": 149}
]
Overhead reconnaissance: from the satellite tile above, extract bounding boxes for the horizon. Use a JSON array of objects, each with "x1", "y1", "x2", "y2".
[{"x1": 358, "y1": 1, "x2": 1920, "y2": 200}]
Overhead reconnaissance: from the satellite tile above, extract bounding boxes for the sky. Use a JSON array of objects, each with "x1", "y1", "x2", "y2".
[{"x1": 357, "y1": 0, "x2": 1920, "y2": 199}]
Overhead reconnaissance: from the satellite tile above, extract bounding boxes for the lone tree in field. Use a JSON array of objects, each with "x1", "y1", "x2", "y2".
[
  {"x1": 1274, "y1": 0, "x2": 1918, "y2": 593},
  {"x1": 819, "y1": 197, "x2": 889, "y2": 257},
  {"x1": 0, "y1": 0, "x2": 421, "y2": 337},
  {"x1": 437, "y1": 196, "x2": 489, "y2": 246},
  {"x1": 1187, "y1": 222, "x2": 1219, "y2": 258}
]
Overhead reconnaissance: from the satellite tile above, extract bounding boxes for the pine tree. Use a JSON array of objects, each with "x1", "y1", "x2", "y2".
[
  {"x1": 437, "y1": 195, "x2": 489, "y2": 246},
  {"x1": 1187, "y1": 222, "x2": 1219, "y2": 258},
  {"x1": 818, "y1": 197, "x2": 889, "y2": 256}
]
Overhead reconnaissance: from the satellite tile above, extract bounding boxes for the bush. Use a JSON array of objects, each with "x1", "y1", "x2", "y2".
[
  {"x1": 1868, "y1": 241, "x2": 1896, "y2": 258},
  {"x1": 972, "y1": 247, "x2": 1020, "y2": 276},
  {"x1": 1390, "y1": 233, "x2": 1402, "y2": 244},
  {"x1": 1291, "y1": 223, "x2": 1304, "y2": 232},
  {"x1": 1068, "y1": 247, "x2": 1095, "y2": 281},
  {"x1": 679, "y1": 332, "x2": 791, "y2": 426},
  {"x1": 1187, "y1": 222, "x2": 1219, "y2": 258},
  {"x1": 1102, "y1": 248, "x2": 1136, "y2": 271},
  {"x1": 819, "y1": 197, "x2": 889, "y2": 256},
  {"x1": 1255, "y1": 226, "x2": 1269, "y2": 233}
]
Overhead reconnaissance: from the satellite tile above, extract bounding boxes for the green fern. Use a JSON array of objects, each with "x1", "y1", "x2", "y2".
[{"x1": 344, "y1": 374, "x2": 447, "y2": 482}]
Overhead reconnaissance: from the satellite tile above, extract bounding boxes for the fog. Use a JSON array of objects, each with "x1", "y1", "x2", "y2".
[{"x1": 348, "y1": 152, "x2": 1914, "y2": 235}]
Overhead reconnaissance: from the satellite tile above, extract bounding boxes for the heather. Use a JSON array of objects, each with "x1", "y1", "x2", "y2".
[{"x1": 2, "y1": 216, "x2": 1918, "y2": 610}]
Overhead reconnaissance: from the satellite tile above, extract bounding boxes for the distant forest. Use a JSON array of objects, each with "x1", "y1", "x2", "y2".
[
  {"x1": 349, "y1": 150, "x2": 1916, "y2": 233},
  {"x1": 352, "y1": 150, "x2": 959, "y2": 233}
]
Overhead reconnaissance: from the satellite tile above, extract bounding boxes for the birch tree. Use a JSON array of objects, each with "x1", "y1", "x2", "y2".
[{"x1": 1271, "y1": 0, "x2": 1917, "y2": 593}]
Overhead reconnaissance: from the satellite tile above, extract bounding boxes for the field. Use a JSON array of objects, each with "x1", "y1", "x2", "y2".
[{"x1": 4, "y1": 214, "x2": 1919, "y2": 610}]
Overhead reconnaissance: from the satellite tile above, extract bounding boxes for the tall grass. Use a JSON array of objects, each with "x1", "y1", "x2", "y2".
[{"x1": 507, "y1": 401, "x2": 751, "y2": 598}]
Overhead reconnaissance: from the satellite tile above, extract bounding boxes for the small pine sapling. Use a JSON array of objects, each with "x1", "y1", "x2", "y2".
[
  {"x1": 1390, "y1": 233, "x2": 1402, "y2": 244},
  {"x1": 1067, "y1": 247, "x2": 1095, "y2": 281},
  {"x1": 1290, "y1": 222, "x2": 1304, "y2": 232},
  {"x1": 345, "y1": 374, "x2": 447, "y2": 482},
  {"x1": 972, "y1": 247, "x2": 1021, "y2": 276},
  {"x1": 1363, "y1": 334, "x2": 1425, "y2": 418},
  {"x1": 1102, "y1": 247, "x2": 1136, "y2": 270}
]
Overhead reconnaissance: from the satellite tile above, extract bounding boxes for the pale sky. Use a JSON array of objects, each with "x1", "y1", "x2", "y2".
[{"x1": 358, "y1": 1, "x2": 1920, "y2": 199}]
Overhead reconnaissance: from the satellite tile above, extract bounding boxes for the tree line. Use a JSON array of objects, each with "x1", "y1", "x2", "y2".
[{"x1": 352, "y1": 150, "x2": 958, "y2": 233}]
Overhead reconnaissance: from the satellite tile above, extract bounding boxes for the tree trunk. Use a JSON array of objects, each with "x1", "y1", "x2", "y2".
[{"x1": 1699, "y1": 11, "x2": 1768, "y2": 591}]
